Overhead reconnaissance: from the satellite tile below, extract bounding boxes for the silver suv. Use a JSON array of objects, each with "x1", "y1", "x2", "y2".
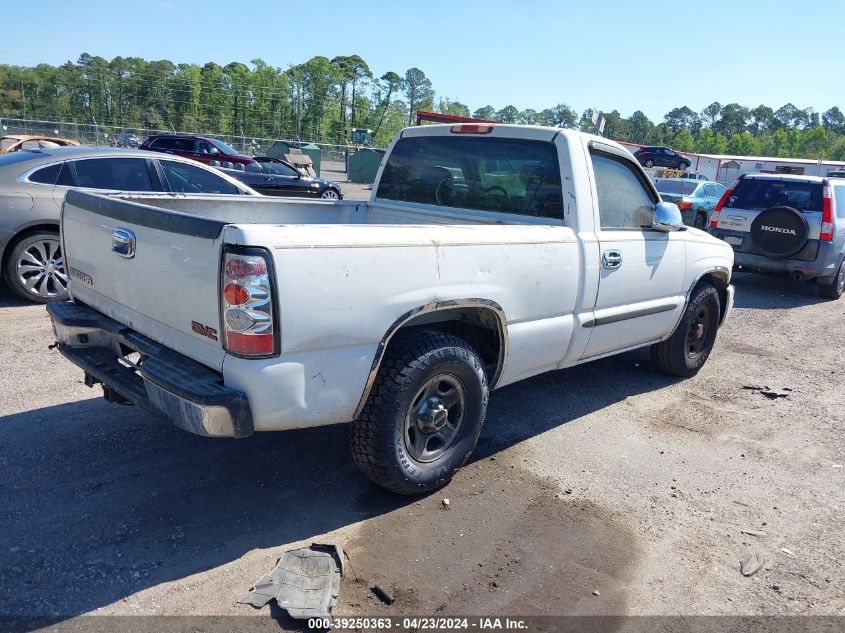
[{"x1": 709, "y1": 173, "x2": 845, "y2": 299}]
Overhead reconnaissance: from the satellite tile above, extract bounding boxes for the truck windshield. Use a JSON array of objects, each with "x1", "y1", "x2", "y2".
[{"x1": 376, "y1": 135, "x2": 563, "y2": 219}]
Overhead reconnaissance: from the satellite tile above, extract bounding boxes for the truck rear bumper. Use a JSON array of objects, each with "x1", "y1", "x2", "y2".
[{"x1": 46, "y1": 301, "x2": 253, "y2": 438}]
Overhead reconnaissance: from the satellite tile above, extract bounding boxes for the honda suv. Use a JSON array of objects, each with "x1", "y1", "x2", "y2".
[
  {"x1": 709, "y1": 173, "x2": 845, "y2": 299},
  {"x1": 139, "y1": 134, "x2": 257, "y2": 168}
]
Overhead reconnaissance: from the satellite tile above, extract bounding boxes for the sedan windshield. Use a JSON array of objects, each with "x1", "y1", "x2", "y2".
[{"x1": 656, "y1": 180, "x2": 698, "y2": 195}]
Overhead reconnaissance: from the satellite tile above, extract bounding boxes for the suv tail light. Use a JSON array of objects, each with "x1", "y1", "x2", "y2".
[
  {"x1": 711, "y1": 178, "x2": 739, "y2": 228},
  {"x1": 821, "y1": 183, "x2": 834, "y2": 241},
  {"x1": 221, "y1": 248, "x2": 277, "y2": 357}
]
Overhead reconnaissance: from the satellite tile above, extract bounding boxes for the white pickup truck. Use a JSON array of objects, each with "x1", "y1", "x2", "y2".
[{"x1": 48, "y1": 124, "x2": 735, "y2": 494}]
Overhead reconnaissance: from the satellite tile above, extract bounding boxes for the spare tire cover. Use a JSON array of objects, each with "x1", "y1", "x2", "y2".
[{"x1": 750, "y1": 206, "x2": 809, "y2": 257}]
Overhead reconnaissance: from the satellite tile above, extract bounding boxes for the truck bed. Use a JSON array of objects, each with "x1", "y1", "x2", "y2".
[
  {"x1": 119, "y1": 192, "x2": 566, "y2": 227},
  {"x1": 61, "y1": 190, "x2": 580, "y2": 432}
]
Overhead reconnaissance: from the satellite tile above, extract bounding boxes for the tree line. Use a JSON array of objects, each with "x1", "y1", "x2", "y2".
[{"x1": 1, "y1": 53, "x2": 844, "y2": 159}]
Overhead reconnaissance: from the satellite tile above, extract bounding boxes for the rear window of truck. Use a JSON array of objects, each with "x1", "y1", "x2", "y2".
[
  {"x1": 376, "y1": 136, "x2": 564, "y2": 219},
  {"x1": 726, "y1": 179, "x2": 822, "y2": 212}
]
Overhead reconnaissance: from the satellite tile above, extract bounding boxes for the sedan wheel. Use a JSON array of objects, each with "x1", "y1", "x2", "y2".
[
  {"x1": 320, "y1": 188, "x2": 340, "y2": 200},
  {"x1": 4, "y1": 232, "x2": 69, "y2": 303},
  {"x1": 644, "y1": 159, "x2": 655, "y2": 168}
]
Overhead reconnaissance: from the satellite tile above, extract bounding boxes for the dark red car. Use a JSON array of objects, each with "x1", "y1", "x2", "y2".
[{"x1": 139, "y1": 134, "x2": 257, "y2": 168}]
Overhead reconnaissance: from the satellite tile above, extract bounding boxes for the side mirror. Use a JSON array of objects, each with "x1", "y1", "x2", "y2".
[{"x1": 653, "y1": 201, "x2": 686, "y2": 232}]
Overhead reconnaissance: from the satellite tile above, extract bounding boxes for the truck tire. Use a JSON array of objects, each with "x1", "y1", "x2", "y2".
[
  {"x1": 819, "y1": 260, "x2": 845, "y2": 300},
  {"x1": 650, "y1": 283, "x2": 720, "y2": 377},
  {"x1": 3, "y1": 230, "x2": 69, "y2": 303},
  {"x1": 350, "y1": 330, "x2": 488, "y2": 495}
]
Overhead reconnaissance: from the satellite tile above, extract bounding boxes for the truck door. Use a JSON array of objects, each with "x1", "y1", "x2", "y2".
[{"x1": 582, "y1": 147, "x2": 687, "y2": 358}]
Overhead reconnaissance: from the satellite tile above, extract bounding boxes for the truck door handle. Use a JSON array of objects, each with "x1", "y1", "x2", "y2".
[
  {"x1": 112, "y1": 228, "x2": 136, "y2": 259},
  {"x1": 602, "y1": 250, "x2": 622, "y2": 269}
]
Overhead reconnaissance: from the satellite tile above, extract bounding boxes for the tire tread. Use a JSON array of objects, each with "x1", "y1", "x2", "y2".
[{"x1": 350, "y1": 329, "x2": 486, "y2": 495}]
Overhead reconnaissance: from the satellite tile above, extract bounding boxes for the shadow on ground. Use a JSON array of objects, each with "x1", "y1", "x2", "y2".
[
  {"x1": 0, "y1": 345, "x2": 668, "y2": 622},
  {"x1": 731, "y1": 271, "x2": 829, "y2": 309}
]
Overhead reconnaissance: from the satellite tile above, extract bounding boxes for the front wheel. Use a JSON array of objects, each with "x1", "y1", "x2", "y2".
[
  {"x1": 651, "y1": 283, "x2": 720, "y2": 377},
  {"x1": 3, "y1": 231, "x2": 69, "y2": 303},
  {"x1": 350, "y1": 330, "x2": 488, "y2": 495},
  {"x1": 320, "y1": 188, "x2": 340, "y2": 200},
  {"x1": 679, "y1": 162, "x2": 690, "y2": 171},
  {"x1": 819, "y1": 260, "x2": 845, "y2": 300}
]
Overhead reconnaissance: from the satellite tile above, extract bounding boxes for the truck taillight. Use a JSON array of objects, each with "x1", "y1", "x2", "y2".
[
  {"x1": 821, "y1": 184, "x2": 834, "y2": 241},
  {"x1": 450, "y1": 124, "x2": 494, "y2": 134},
  {"x1": 711, "y1": 180, "x2": 738, "y2": 228},
  {"x1": 221, "y1": 248, "x2": 277, "y2": 357}
]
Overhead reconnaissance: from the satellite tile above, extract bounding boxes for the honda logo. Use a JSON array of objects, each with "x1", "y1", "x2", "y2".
[{"x1": 760, "y1": 225, "x2": 797, "y2": 235}]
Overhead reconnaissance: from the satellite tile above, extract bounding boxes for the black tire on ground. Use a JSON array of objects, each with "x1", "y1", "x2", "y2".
[
  {"x1": 651, "y1": 283, "x2": 720, "y2": 377},
  {"x1": 644, "y1": 159, "x2": 655, "y2": 167},
  {"x1": 693, "y1": 212, "x2": 707, "y2": 229},
  {"x1": 350, "y1": 329, "x2": 489, "y2": 495},
  {"x1": 3, "y1": 230, "x2": 68, "y2": 303},
  {"x1": 819, "y1": 259, "x2": 845, "y2": 300}
]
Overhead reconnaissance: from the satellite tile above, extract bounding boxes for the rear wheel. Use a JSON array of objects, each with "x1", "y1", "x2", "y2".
[
  {"x1": 819, "y1": 260, "x2": 845, "y2": 300},
  {"x1": 3, "y1": 231, "x2": 68, "y2": 303},
  {"x1": 644, "y1": 159, "x2": 655, "y2": 168},
  {"x1": 350, "y1": 330, "x2": 488, "y2": 495},
  {"x1": 693, "y1": 212, "x2": 707, "y2": 229},
  {"x1": 651, "y1": 283, "x2": 720, "y2": 377}
]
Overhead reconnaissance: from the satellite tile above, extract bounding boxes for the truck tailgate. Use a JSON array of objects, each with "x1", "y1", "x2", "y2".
[{"x1": 61, "y1": 190, "x2": 226, "y2": 371}]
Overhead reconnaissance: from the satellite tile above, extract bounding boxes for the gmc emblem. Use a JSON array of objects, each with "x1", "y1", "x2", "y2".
[{"x1": 191, "y1": 321, "x2": 218, "y2": 341}]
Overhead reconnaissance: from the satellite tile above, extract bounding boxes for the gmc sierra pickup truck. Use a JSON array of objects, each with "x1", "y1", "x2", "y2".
[{"x1": 47, "y1": 124, "x2": 735, "y2": 495}]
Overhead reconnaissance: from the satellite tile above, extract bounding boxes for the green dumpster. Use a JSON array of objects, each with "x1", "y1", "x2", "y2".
[
  {"x1": 300, "y1": 143, "x2": 321, "y2": 177},
  {"x1": 348, "y1": 148, "x2": 386, "y2": 184}
]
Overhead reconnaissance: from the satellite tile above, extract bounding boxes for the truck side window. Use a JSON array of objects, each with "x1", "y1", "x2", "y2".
[
  {"x1": 376, "y1": 136, "x2": 564, "y2": 219},
  {"x1": 591, "y1": 153, "x2": 656, "y2": 229}
]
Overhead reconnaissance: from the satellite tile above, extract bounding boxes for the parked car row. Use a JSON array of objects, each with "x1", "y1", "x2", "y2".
[
  {"x1": 0, "y1": 133, "x2": 344, "y2": 303},
  {"x1": 0, "y1": 147, "x2": 257, "y2": 303}
]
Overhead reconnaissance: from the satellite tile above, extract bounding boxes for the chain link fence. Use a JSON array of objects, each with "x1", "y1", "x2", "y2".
[{"x1": 0, "y1": 116, "x2": 353, "y2": 164}]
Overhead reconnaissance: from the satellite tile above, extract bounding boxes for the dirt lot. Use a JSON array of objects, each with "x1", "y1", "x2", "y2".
[
  {"x1": 0, "y1": 271, "x2": 843, "y2": 628},
  {"x1": 320, "y1": 160, "x2": 372, "y2": 202}
]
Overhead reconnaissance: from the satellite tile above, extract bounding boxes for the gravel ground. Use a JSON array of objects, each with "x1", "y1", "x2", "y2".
[
  {"x1": 0, "y1": 270, "x2": 843, "y2": 627},
  {"x1": 320, "y1": 160, "x2": 372, "y2": 201}
]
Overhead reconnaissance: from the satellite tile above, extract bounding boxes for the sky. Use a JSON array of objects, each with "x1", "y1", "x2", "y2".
[{"x1": 1, "y1": 0, "x2": 843, "y2": 122}]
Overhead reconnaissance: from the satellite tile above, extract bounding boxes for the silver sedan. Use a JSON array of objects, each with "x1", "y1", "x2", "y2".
[{"x1": 0, "y1": 146, "x2": 257, "y2": 303}]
